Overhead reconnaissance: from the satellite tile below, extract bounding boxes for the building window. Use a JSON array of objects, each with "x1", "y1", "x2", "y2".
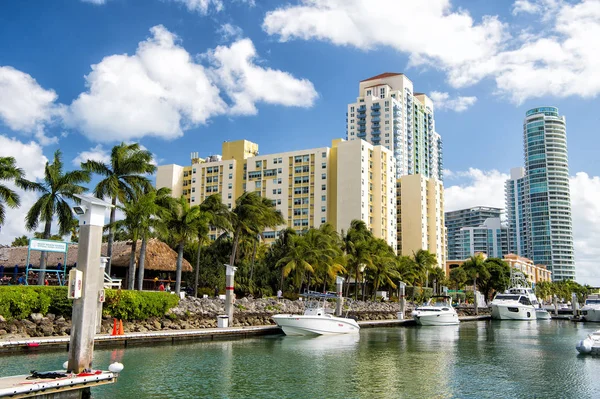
[
  {"x1": 228, "y1": 183, "x2": 232, "y2": 189},
  {"x1": 321, "y1": 184, "x2": 326, "y2": 190},
  {"x1": 228, "y1": 203, "x2": 231, "y2": 209},
  {"x1": 273, "y1": 158, "x2": 278, "y2": 164},
  {"x1": 191, "y1": 196, "x2": 195, "y2": 202},
  {"x1": 321, "y1": 206, "x2": 326, "y2": 212},
  {"x1": 277, "y1": 199, "x2": 281, "y2": 205},
  {"x1": 192, "y1": 168, "x2": 196, "y2": 174},
  {"x1": 367, "y1": 90, "x2": 371, "y2": 96},
  {"x1": 322, "y1": 173, "x2": 326, "y2": 179},
  {"x1": 321, "y1": 195, "x2": 326, "y2": 201},
  {"x1": 229, "y1": 164, "x2": 233, "y2": 170},
  {"x1": 192, "y1": 178, "x2": 196, "y2": 183},
  {"x1": 322, "y1": 152, "x2": 326, "y2": 158},
  {"x1": 228, "y1": 173, "x2": 232, "y2": 179},
  {"x1": 321, "y1": 217, "x2": 326, "y2": 224},
  {"x1": 228, "y1": 193, "x2": 232, "y2": 199},
  {"x1": 273, "y1": 189, "x2": 277, "y2": 195},
  {"x1": 277, "y1": 188, "x2": 282, "y2": 194},
  {"x1": 322, "y1": 162, "x2": 326, "y2": 169},
  {"x1": 256, "y1": 161, "x2": 262, "y2": 169}
]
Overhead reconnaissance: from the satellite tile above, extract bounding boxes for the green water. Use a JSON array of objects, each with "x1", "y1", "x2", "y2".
[{"x1": 1, "y1": 321, "x2": 599, "y2": 399}]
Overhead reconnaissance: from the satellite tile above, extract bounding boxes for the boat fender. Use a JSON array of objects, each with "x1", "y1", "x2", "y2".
[{"x1": 576, "y1": 338, "x2": 593, "y2": 354}]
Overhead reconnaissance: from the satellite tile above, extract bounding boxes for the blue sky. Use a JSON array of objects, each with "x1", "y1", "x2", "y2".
[{"x1": 1, "y1": 0, "x2": 599, "y2": 284}]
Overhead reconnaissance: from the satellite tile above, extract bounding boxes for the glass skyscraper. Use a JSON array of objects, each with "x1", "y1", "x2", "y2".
[
  {"x1": 505, "y1": 107, "x2": 575, "y2": 281},
  {"x1": 445, "y1": 206, "x2": 504, "y2": 260}
]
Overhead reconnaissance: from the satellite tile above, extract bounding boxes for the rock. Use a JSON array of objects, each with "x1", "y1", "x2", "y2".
[
  {"x1": 46, "y1": 313, "x2": 56, "y2": 321},
  {"x1": 153, "y1": 320, "x2": 162, "y2": 330},
  {"x1": 0, "y1": 315, "x2": 5, "y2": 322},
  {"x1": 30, "y1": 313, "x2": 43, "y2": 324},
  {"x1": 0, "y1": 329, "x2": 6, "y2": 335}
]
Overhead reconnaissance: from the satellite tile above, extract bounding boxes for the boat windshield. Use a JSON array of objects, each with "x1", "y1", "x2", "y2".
[
  {"x1": 586, "y1": 299, "x2": 600, "y2": 305},
  {"x1": 494, "y1": 294, "x2": 520, "y2": 301},
  {"x1": 417, "y1": 307, "x2": 442, "y2": 312}
]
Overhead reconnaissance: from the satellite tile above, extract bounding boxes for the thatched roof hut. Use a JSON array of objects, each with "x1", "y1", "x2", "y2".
[{"x1": 0, "y1": 239, "x2": 192, "y2": 272}]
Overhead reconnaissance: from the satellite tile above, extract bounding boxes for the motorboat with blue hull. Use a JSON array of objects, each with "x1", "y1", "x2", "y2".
[{"x1": 272, "y1": 292, "x2": 360, "y2": 336}]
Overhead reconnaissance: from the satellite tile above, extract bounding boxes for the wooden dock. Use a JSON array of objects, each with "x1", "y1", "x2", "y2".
[{"x1": 0, "y1": 371, "x2": 116, "y2": 398}]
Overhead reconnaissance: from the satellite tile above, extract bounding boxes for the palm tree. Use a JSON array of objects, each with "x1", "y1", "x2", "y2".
[
  {"x1": 25, "y1": 150, "x2": 90, "y2": 284},
  {"x1": 342, "y1": 220, "x2": 373, "y2": 299},
  {"x1": 158, "y1": 195, "x2": 200, "y2": 294},
  {"x1": 0, "y1": 156, "x2": 35, "y2": 226},
  {"x1": 193, "y1": 194, "x2": 231, "y2": 297},
  {"x1": 136, "y1": 187, "x2": 173, "y2": 291},
  {"x1": 462, "y1": 253, "x2": 490, "y2": 313},
  {"x1": 230, "y1": 192, "x2": 284, "y2": 266},
  {"x1": 81, "y1": 143, "x2": 156, "y2": 276},
  {"x1": 277, "y1": 234, "x2": 315, "y2": 293},
  {"x1": 368, "y1": 238, "x2": 399, "y2": 299},
  {"x1": 412, "y1": 249, "x2": 438, "y2": 287}
]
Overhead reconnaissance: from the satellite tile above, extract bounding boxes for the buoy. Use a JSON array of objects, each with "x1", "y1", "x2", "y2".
[
  {"x1": 27, "y1": 342, "x2": 39, "y2": 347},
  {"x1": 108, "y1": 362, "x2": 124, "y2": 373}
]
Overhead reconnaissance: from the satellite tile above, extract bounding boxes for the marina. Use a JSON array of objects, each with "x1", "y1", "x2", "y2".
[{"x1": 1, "y1": 320, "x2": 599, "y2": 399}]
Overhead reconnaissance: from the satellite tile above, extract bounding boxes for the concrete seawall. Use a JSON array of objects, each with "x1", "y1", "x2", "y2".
[{"x1": 0, "y1": 315, "x2": 491, "y2": 354}]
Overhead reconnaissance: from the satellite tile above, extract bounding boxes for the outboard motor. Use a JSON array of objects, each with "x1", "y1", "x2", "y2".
[{"x1": 576, "y1": 338, "x2": 593, "y2": 354}]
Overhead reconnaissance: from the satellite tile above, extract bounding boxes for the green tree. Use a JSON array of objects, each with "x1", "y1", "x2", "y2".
[
  {"x1": 342, "y1": 220, "x2": 373, "y2": 299},
  {"x1": 229, "y1": 192, "x2": 284, "y2": 266},
  {"x1": 25, "y1": 150, "x2": 90, "y2": 284},
  {"x1": 413, "y1": 249, "x2": 438, "y2": 287},
  {"x1": 0, "y1": 156, "x2": 36, "y2": 226},
  {"x1": 367, "y1": 238, "x2": 399, "y2": 299},
  {"x1": 193, "y1": 194, "x2": 231, "y2": 297},
  {"x1": 277, "y1": 234, "x2": 315, "y2": 293},
  {"x1": 158, "y1": 195, "x2": 200, "y2": 294},
  {"x1": 81, "y1": 142, "x2": 156, "y2": 276},
  {"x1": 449, "y1": 267, "x2": 468, "y2": 290},
  {"x1": 11, "y1": 235, "x2": 29, "y2": 247},
  {"x1": 479, "y1": 258, "x2": 511, "y2": 300}
]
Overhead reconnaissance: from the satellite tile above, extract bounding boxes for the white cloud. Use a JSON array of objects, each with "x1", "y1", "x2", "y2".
[
  {"x1": 430, "y1": 91, "x2": 477, "y2": 112},
  {"x1": 0, "y1": 135, "x2": 48, "y2": 245},
  {"x1": 262, "y1": 0, "x2": 600, "y2": 103},
  {"x1": 167, "y1": 0, "x2": 223, "y2": 14},
  {"x1": 205, "y1": 38, "x2": 318, "y2": 115},
  {"x1": 444, "y1": 168, "x2": 600, "y2": 286},
  {"x1": 569, "y1": 172, "x2": 600, "y2": 286},
  {"x1": 444, "y1": 168, "x2": 509, "y2": 211},
  {"x1": 0, "y1": 66, "x2": 62, "y2": 144},
  {"x1": 67, "y1": 25, "x2": 226, "y2": 142},
  {"x1": 66, "y1": 25, "x2": 317, "y2": 142},
  {"x1": 81, "y1": 0, "x2": 107, "y2": 4},
  {"x1": 217, "y1": 23, "x2": 244, "y2": 41},
  {"x1": 72, "y1": 144, "x2": 110, "y2": 166}
]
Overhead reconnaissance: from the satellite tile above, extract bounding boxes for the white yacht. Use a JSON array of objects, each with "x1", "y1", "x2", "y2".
[
  {"x1": 411, "y1": 296, "x2": 459, "y2": 326},
  {"x1": 272, "y1": 293, "x2": 360, "y2": 336},
  {"x1": 576, "y1": 329, "x2": 600, "y2": 354},
  {"x1": 580, "y1": 295, "x2": 600, "y2": 322},
  {"x1": 490, "y1": 272, "x2": 549, "y2": 320}
]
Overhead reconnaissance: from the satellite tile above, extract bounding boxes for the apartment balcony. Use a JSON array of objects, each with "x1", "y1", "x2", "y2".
[
  {"x1": 371, "y1": 111, "x2": 380, "y2": 117},
  {"x1": 371, "y1": 103, "x2": 381, "y2": 110},
  {"x1": 357, "y1": 119, "x2": 367, "y2": 125},
  {"x1": 372, "y1": 131, "x2": 381, "y2": 137},
  {"x1": 358, "y1": 105, "x2": 366, "y2": 112},
  {"x1": 357, "y1": 132, "x2": 367, "y2": 138},
  {"x1": 358, "y1": 126, "x2": 366, "y2": 133},
  {"x1": 372, "y1": 116, "x2": 380, "y2": 122}
]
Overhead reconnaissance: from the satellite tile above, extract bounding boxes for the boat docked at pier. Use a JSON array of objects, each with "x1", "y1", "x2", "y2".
[
  {"x1": 411, "y1": 296, "x2": 459, "y2": 326},
  {"x1": 490, "y1": 271, "x2": 549, "y2": 320},
  {"x1": 580, "y1": 295, "x2": 600, "y2": 322},
  {"x1": 271, "y1": 292, "x2": 360, "y2": 336}
]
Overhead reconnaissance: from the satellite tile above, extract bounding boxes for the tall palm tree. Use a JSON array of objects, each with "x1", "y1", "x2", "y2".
[
  {"x1": 412, "y1": 249, "x2": 438, "y2": 287},
  {"x1": 0, "y1": 156, "x2": 35, "y2": 226},
  {"x1": 193, "y1": 194, "x2": 231, "y2": 297},
  {"x1": 25, "y1": 150, "x2": 90, "y2": 284},
  {"x1": 230, "y1": 192, "x2": 284, "y2": 266},
  {"x1": 158, "y1": 195, "x2": 200, "y2": 294},
  {"x1": 368, "y1": 238, "x2": 399, "y2": 299},
  {"x1": 81, "y1": 142, "x2": 156, "y2": 276},
  {"x1": 277, "y1": 234, "x2": 315, "y2": 293}
]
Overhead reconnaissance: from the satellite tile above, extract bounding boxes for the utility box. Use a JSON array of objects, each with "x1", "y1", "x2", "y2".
[
  {"x1": 68, "y1": 269, "x2": 83, "y2": 299},
  {"x1": 217, "y1": 315, "x2": 229, "y2": 328}
]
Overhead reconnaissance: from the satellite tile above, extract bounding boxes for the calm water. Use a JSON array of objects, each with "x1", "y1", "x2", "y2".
[{"x1": 1, "y1": 321, "x2": 599, "y2": 399}]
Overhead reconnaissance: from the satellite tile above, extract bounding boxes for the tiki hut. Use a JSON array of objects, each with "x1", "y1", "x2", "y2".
[{"x1": 0, "y1": 239, "x2": 191, "y2": 289}]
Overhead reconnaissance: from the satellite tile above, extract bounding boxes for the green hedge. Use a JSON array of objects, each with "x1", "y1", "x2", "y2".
[{"x1": 0, "y1": 286, "x2": 179, "y2": 321}]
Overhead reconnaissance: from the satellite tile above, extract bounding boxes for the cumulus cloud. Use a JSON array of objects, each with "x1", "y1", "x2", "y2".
[
  {"x1": 205, "y1": 38, "x2": 318, "y2": 115},
  {"x1": 0, "y1": 66, "x2": 62, "y2": 144},
  {"x1": 263, "y1": 0, "x2": 600, "y2": 103},
  {"x1": 445, "y1": 168, "x2": 600, "y2": 286},
  {"x1": 72, "y1": 144, "x2": 111, "y2": 166},
  {"x1": 430, "y1": 91, "x2": 477, "y2": 112},
  {"x1": 81, "y1": 0, "x2": 107, "y2": 4},
  {"x1": 66, "y1": 25, "x2": 317, "y2": 142},
  {"x1": 0, "y1": 135, "x2": 48, "y2": 245}
]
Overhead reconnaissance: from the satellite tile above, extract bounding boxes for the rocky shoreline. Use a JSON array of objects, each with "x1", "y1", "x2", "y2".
[{"x1": 0, "y1": 297, "x2": 488, "y2": 340}]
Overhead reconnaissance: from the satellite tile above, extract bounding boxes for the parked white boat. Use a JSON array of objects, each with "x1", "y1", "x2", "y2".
[
  {"x1": 576, "y1": 329, "x2": 600, "y2": 354},
  {"x1": 272, "y1": 293, "x2": 360, "y2": 336},
  {"x1": 580, "y1": 295, "x2": 600, "y2": 322},
  {"x1": 535, "y1": 308, "x2": 552, "y2": 320},
  {"x1": 490, "y1": 272, "x2": 541, "y2": 320},
  {"x1": 411, "y1": 296, "x2": 459, "y2": 326}
]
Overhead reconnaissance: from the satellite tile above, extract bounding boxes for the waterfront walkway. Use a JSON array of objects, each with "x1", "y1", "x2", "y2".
[{"x1": 0, "y1": 315, "x2": 491, "y2": 353}]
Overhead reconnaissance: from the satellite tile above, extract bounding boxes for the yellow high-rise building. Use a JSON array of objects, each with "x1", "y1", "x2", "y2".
[{"x1": 156, "y1": 139, "x2": 397, "y2": 248}]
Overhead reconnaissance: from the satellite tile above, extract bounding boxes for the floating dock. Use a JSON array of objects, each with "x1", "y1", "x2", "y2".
[{"x1": 0, "y1": 371, "x2": 116, "y2": 398}]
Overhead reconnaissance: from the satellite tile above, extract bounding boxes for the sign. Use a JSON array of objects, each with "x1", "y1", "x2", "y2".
[
  {"x1": 68, "y1": 269, "x2": 83, "y2": 299},
  {"x1": 29, "y1": 239, "x2": 68, "y2": 253}
]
